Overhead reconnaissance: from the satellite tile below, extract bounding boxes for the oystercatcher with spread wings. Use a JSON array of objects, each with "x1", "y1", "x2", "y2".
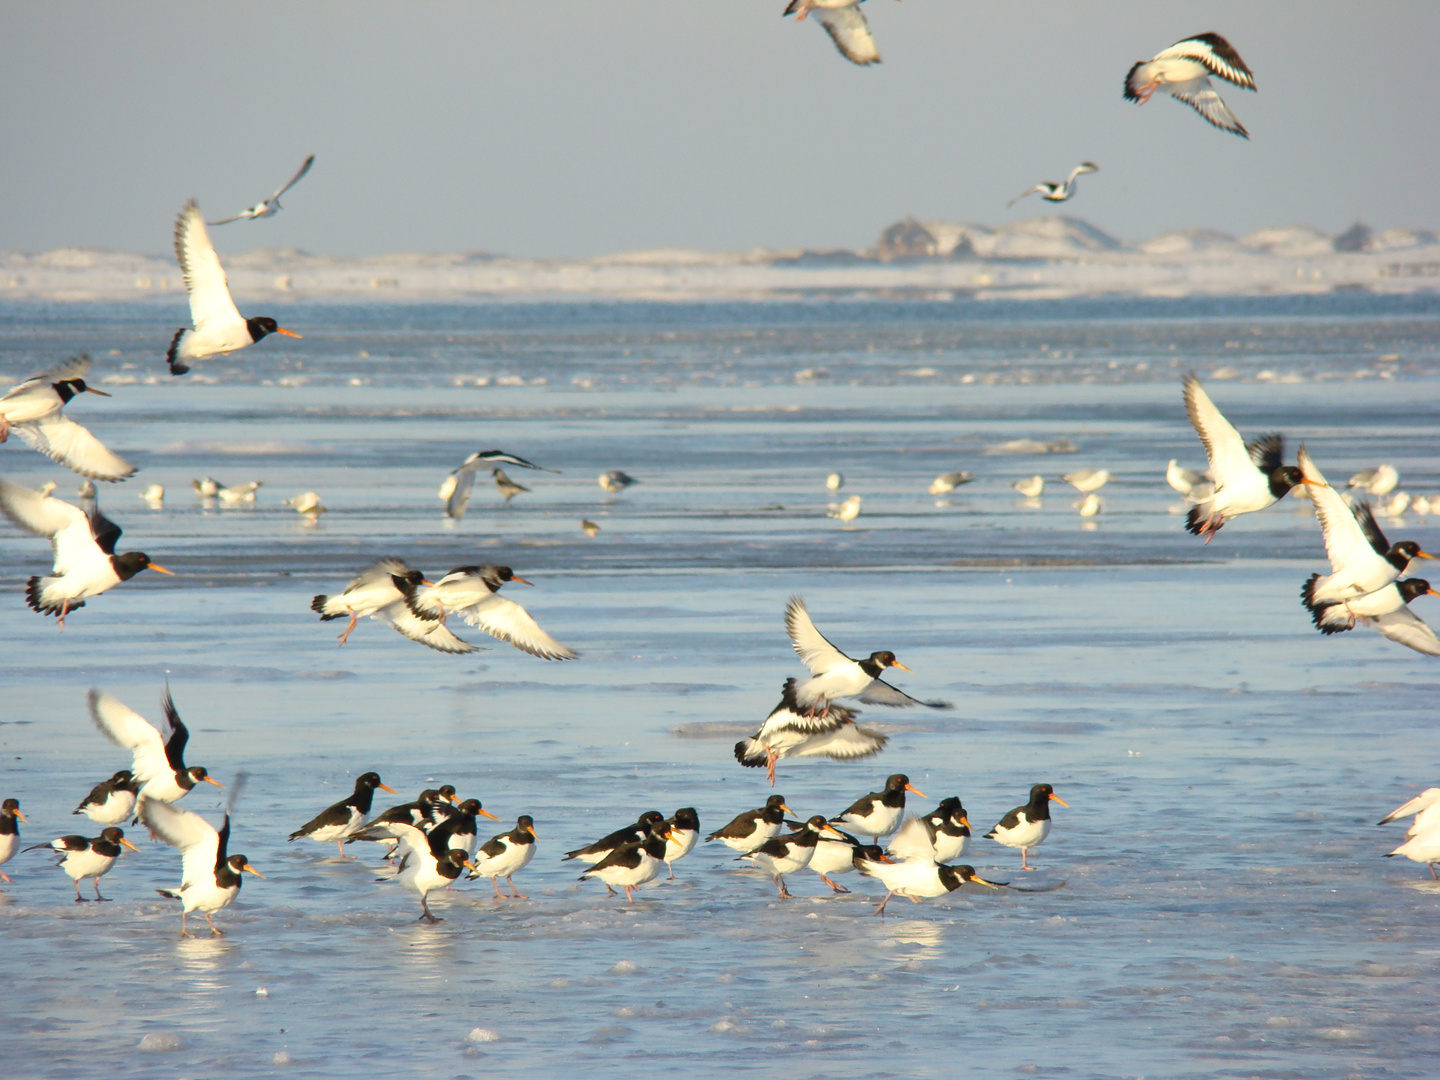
[
  {"x1": 144, "y1": 801, "x2": 264, "y2": 936},
  {"x1": 405, "y1": 565, "x2": 576, "y2": 660},
  {"x1": 1124, "y1": 33, "x2": 1256, "y2": 138},
  {"x1": 735, "y1": 677, "x2": 889, "y2": 784},
  {"x1": 785, "y1": 596, "x2": 951, "y2": 716},
  {"x1": 1182, "y1": 376, "x2": 1308, "y2": 541},
  {"x1": 87, "y1": 687, "x2": 223, "y2": 814},
  {"x1": 1310, "y1": 578, "x2": 1440, "y2": 657},
  {"x1": 0, "y1": 354, "x2": 134, "y2": 480},
  {"x1": 0, "y1": 480, "x2": 172, "y2": 626},
  {"x1": 1300, "y1": 445, "x2": 1433, "y2": 616},
  {"x1": 784, "y1": 0, "x2": 887, "y2": 67},
  {"x1": 167, "y1": 200, "x2": 301, "y2": 375}
]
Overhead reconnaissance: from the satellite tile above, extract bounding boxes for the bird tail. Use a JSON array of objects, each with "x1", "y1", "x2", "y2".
[
  {"x1": 1184, "y1": 503, "x2": 1221, "y2": 538},
  {"x1": 983, "y1": 828, "x2": 998, "y2": 839},
  {"x1": 1310, "y1": 600, "x2": 1355, "y2": 635},
  {"x1": 735, "y1": 739, "x2": 766, "y2": 767},
  {"x1": 156, "y1": 889, "x2": 181, "y2": 900},
  {"x1": 166, "y1": 329, "x2": 191, "y2": 376},
  {"x1": 26, "y1": 577, "x2": 82, "y2": 617},
  {"x1": 311, "y1": 594, "x2": 342, "y2": 620}
]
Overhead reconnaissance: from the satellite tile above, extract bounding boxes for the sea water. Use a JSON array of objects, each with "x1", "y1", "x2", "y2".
[{"x1": 1, "y1": 295, "x2": 1439, "y2": 1079}]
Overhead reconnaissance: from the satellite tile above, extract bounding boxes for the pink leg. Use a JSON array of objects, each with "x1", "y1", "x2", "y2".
[
  {"x1": 74, "y1": 880, "x2": 88, "y2": 903},
  {"x1": 873, "y1": 891, "x2": 893, "y2": 916},
  {"x1": 0, "y1": 870, "x2": 11, "y2": 884},
  {"x1": 181, "y1": 911, "x2": 194, "y2": 938},
  {"x1": 507, "y1": 876, "x2": 526, "y2": 900},
  {"x1": 205, "y1": 913, "x2": 225, "y2": 936},
  {"x1": 766, "y1": 747, "x2": 778, "y2": 786},
  {"x1": 624, "y1": 885, "x2": 636, "y2": 902},
  {"x1": 667, "y1": 862, "x2": 675, "y2": 880},
  {"x1": 93, "y1": 880, "x2": 110, "y2": 902},
  {"x1": 775, "y1": 875, "x2": 792, "y2": 899},
  {"x1": 337, "y1": 611, "x2": 359, "y2": 645},
  {"x1": 818, "y1": 873, "x2": 850, "y2": 894},
  {"x1": 0, "y1": 416, "x2": 8, "y2": 442},
  {"x1": 492, "y1": 876, "x2": 506, "y2": 899},
  {"x1": 58, "y1": 600, "x2": 69, "y2": 631},
  {"x1": 1020, "y1": 847, "x2": 1035, "y2": 871}
]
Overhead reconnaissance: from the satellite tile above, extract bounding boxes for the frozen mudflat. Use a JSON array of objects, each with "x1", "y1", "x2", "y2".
[{"x1": 1, "y1": 295, "x2": 1439, "y2": 1079}]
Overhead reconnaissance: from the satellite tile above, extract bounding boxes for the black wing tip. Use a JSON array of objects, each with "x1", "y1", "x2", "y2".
[
  {"x1": 166, "y1": 329, "x2": 190, "y2": 375},
  {"x1": 1300, "y1": 573, "x2": 1320, "y2": 612},
  {"x1": 1310, "y1": 601, "x2": 1348, "y2": 634},
  {"x1": 156, "y1": 888, "x2": 180, "y2": 900},
  {"x1": 735, "y1": 740, "x2": 764, "y2": 767},
  {"x1": 1184, "y1": 505, "x2": 1204, "y2": 536},
  {"x1": 311, "y1": 594, "x2": 341, "y2": 619},
  {"x1": 24, "y1": 577, "x2": 80, "y2": 617},
  {"x1": 1122, "y1": 61, "x2": 1145, "y2": 101}
]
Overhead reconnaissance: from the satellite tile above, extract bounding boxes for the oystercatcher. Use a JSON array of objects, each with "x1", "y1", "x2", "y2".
[
  {"x1": 0, "y1": 354, "x2": 134, "y2": 480},
  {"x1": 705, "y1": 796, "x2": 794, "y2": 853},
  {"x1": 0, "y1": 798, "x2": 26, "y2": 883},
  {"x1": 1125, "y1": 33, "x2": 1256, "y2": 138},
  {"x1": 662, "y1": 807, "x2": 700, "y2": 879},
  {"x1": 832, "y1": 774, "x2": 926, "y2": 840},
  {"x1": 27, "y1": 827, "x2": 139, "y2": 901},
  {"x1": 563, "y1": 810, "x2": 666, "y2": 868},
  {"x1": 73, "y1": 770, "x2": 140, "y2": 825},
  {"x1": 986, "y1": 783, "x2": 1068, "y2": 870},
  {"x1": 0, "y1": 480, "x2": 173, "y2": 627},
  {"x1": 288, "y1": 772, "x2": 397, "y2": 857},
  {"x1": 1310, "y1": 578, "x2": 1440, "y2": 656},
  {"x1": 472, "y1": 816, "x2": 537, "y2": 899},
  {"x1": 861, "y1": 859, "x2": 1005, "y2": 916},
  {"x1": 1008, "y1": 163, "x2": 1098, "y2": 207},
  {"x1": 378, "y1": 821, "x2": 476, "y2": 922},
  {"x1": 784, "y1": 0, "x2": 885, "y2": 66},
  {"x1": 144, "y1": 801, "x2": 262, "y2": 935},
  {"x1": 735, "y1": 678, "x2": 888, "y2": 784},
  {"x1": 1182, "y1": 375, "x2": 1309, "y2": 540},
  {"x1": 740, "y1": 815, "x2": 845, "y2": 898},
  {"x1": 166, "y1": 200, "x2": 301, "y2": 374},
  {"x1": 579, "y1": 818, "x2": 670, "y2": 902},
  {"x1": 439, "y1": 449, "x2": 557, "y2": 521},
  {"x1": 405, "y1": 565, "x2": 576, "y2": 660},
  {"x1": 87, "y1": 687, "x2": 222, "y2": 815}
]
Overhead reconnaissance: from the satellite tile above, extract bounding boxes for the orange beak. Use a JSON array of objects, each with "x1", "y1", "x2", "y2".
[
  {"x1": 1049, "y1": 794, "x2": 1070, "y2": 807},
  {"x1": 958, "y1": 815, "x2": 970, "y2": 829},
  {"x1": 84, "y1": 386, "x2": 111, "y2": 396},
  {"x1": 1427, "y1": 590, "x2": 1440, "y2": 599},
  {"x1": 1300, "y1": 477, "x2": 1328, "y2": 487},
  {"x1": 146, "y1": 563, "x2": 175, "y2": 574},
  {"x1": 1416, "y1": 551, "x2": 1436, "y2": 560},
  {"x1": 378, "y1": 783, "x2": 397, "y2": 794},
  {"x1": 905, "y1": 783, "x2": 927, "y2": 799},
  {"x1": 890, "y1": 661, "x2": 913, "y2": 672},
  {"x1": 243, "y1": 865, "x2": 266, "y2": 878},
  {"x1": 510, "y1": 576, "x2": 534, "y2": 586},
  {"x1": 204, "y1": 776, "x2": 225, "y2": 788},
  {"x1": 119, "y1": 837, "x2": 141, "y2": 852},
  {"x1": 821, "y1": 822, "x2": 846, "y2": 837},
  {"x1": 14, "y1": 810, "x2": 28, "y2": 824},
  {"x1": 275, "y1": 328, "x2": 302, "y2": 338},
  {"x1": 526, "y1": 823, "x2": 538, "y2": 838},
  {"x1": 478, "y1": 807, "x2": 500, "y2": 821},
  {"x1": 780, "y1": 803, "x2": 796, "y2": 816}
]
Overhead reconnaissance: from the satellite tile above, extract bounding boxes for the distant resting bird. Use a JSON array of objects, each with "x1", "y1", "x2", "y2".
[
  {"x1": 599, "y1": 470, "x2": 638, "y2": 494},
  {"x1": 1013, "y1": 475, "x2": 1044, "y2": 497},
  {"x1": 0, "y1": 355, "x2": 135, "y2": 481},
  {"x1": 828, "y1": 494, "x2": 862, "y2": 522},
  {"x1": 784, "y1": 0, "x2": 884, "y2": 67},
  {"x1": 217, "y1": 481, "x2": 263, "y2": 503},
  {"x1": 1182, "y1": 375, "x2": 1308, "y2": 540},
  {"x1": 1310, "y1": 577, "x2": 1440, "y2": 657},
  {"x1": 1349, "y1": 465, "x2": 1400, "y2": 497},
  {"x1": 1008, "y1": 163, "x2": 1098, "y2": 207},
  {"x1": 1124, "y1": 32, "x2": 1256, "y2": 138},
  {"x1": 166, "y1": 200, "x2": 301, "y2": 375},
  {"x1": 208, "y1": 155, "x2": 316, "y2": 225},
  {"x1": 1165, "y1": 459, "x2": 1209, "y2": 497},
  {"x1": 283, "y1": 491, "x2": 325, "y2": 515},
  {"x1": 0, "y1": 479, "x2": 172, "y2": 626},
  {"x1": 439, "y1": 449, "x2": 557, "y2": 520},
  {"x1": 928, "y1": 471, "x2": 975, "y2": 495},
  {"x1": 1299, "y1": 445, "x2": 1432, "y2": 615},
  {"x1": 1061, "y1": 468, "x2": 1109, "y2": 494},
  {"x1": 826, "y1": 472, "x2": 844, "y2": 491}
]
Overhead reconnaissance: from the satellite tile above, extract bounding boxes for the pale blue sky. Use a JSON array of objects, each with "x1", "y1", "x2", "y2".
[{"x1": 2, "y1": 1, "x2": 1436, "y2": 258}]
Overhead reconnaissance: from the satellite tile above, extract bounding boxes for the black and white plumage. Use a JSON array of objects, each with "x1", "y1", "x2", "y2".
[
  {"x1": 288, "y1": 772, "x2": 397, "y2": 856},
  {"x1": 806, "y1": 826, "x2": 865, "y2": 893},
  {"x1": 73, "y1": 770, "x2": 141, "y2": 826},
  {"x1": 1008, "y1": 163, "x2": 1099, "y2": 207},
  {"x1": 662, "y1": 807, "x2": 700, "y2": 879},
  {"x1": 364, "y1": 787, "x2": 461, "y2": 835},
  {"x1": 705, "y1": 795, "x2": 794, "y2": 853},
  {"x1": 88, "y1": 688, "x2": 223, "y2": 812},
  {"x1": 311, "y1": 558, "x2": 431, "y2": 645},
  {"x1": 144, "y1": 801, "x2": 263, "y2": 936},
  {"x1": 887, "y1": 797, "x2": 972, "y2": 864},
  {"x1": 784, "y1": 0, "x2": 884, "y2": 67},
  {"x1": 735, "y1": 677, "x2": 889, "y2": 784},
  {"x1": 405, "y1": 565, "x2": 577, "y2": 660},
  {"x1": 740, "y1": 815, "x2": 846, "y2": 899},
  {"x1": 426, "y1": 799, "x2": 500, "y2": 860},
  {"x1": 0, "y1": 480, "x2": 173, "y2": 626},
  {"x1": 579, "y1": 819, "x2": 670, "y2": 902},
  {"x1": 598, "y1": 470, "x2": 638, "y2": 494},
  {"x1": 985, "y1": 783, "x2": 1068, "y2": 870},
  {"x1": 0, "y1": 355, "x2": 134, "y2": 480},
  {"x1": 785, "y1": 595, "x2": 951, "y2": 716},
  {"x1": 831, "y1": 773, "x2": 925, "y2": 840},
  {"x1": 378, "y1": 821, "x2": 477, "y2": 922},
  {"x1": 1310, "y1": 577, "x2": 1440, "y2": 657},
  {"x1": 439, "y1": 450, "x2": 558, "y2": 520},
  {"x1": 860, "y1": 858, "x2": 1004, "y2": 916},
  {"x1": 1182, "y1": 376, "x2": 1307, "y2": 541},
  {"x1": 1124, "y1": 33, "x2": 1256, "y2": 138},
  {"x1": 208, "y1": 154, "x2": 316, "y2": 225},
  {"x1": 1300, "y1": 446, "x2": 1433, "y2": 615},
  {"x1": 166, "y1": 200, "x2": 301, "y2": 375},
  {"x1": 26, "y1": 826, "x2": 139, "y2": 902},
  {"x1": 563, "y1": 810, "x2": 665, "y2": 866},
  {"x1": 472, "y1": 815, "x2": 537, "y2": 899},
  {"x1": 0, "y1": 798, "x2": 27, "y2": 883}
]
